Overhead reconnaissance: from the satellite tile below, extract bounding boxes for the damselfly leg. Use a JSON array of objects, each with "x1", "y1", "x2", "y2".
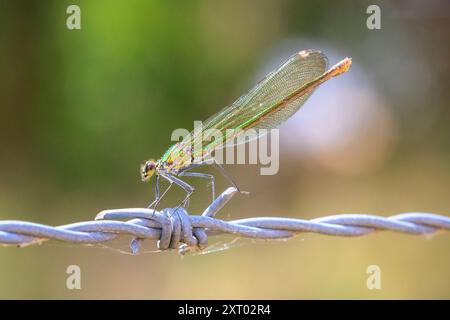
[
  {"x1": 148, "y1": 174, "x2": 174, "y2": 211},
  {"x1": 147, "y1": 159, "x2": 245, "y2": 211},
  {"x1": 149, "y1": 173, "x2": 195, "y2": 214},
  {"x1": 178, "y1": 171, "x2": 215, "y2": 201},
  {"x1": 211, "y1": 159, "x2": 244, "y2": 194}
]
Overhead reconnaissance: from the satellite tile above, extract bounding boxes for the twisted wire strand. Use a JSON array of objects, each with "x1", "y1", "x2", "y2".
[{"x1": 0, "y1": 188, "x2": 449, "y2": 254}]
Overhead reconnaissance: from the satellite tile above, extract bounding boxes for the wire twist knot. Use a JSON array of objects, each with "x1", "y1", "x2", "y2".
[
  {"x1": 153, "y1": 208, "x2": 208, "y2": 252},
  {"x1": 100, "y1": 207, "x2": 208, "y2": 254}
]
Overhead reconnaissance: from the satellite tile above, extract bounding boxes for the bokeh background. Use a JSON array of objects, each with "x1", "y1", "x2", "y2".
[{"x1": 0, "y1": 0, "x2": 449, "y2": 299}]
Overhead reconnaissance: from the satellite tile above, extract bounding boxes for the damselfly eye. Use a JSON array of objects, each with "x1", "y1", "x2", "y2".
[{"x1": 140, "y1": 159, "x2": 156, "y2": 181}]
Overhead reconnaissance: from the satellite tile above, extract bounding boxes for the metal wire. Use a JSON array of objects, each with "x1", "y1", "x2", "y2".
[{"x1": 0, "y1": 187, "x2": 449, "y2": 255}]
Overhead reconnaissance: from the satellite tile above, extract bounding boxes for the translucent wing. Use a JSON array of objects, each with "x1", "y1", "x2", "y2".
[
  {"x1": 199, "y1": 50, "x2": 326, "y2": 155},
  {"x1": 209, "y1": 50, "x2": 327, "y2": 130},
  {"x1": 172, "y1": 50, "x2": 329, "y2": 163}
]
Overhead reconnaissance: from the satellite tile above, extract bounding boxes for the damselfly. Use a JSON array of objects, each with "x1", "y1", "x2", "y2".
[{"x1": 141, "y1": 50, "x2": 351, "y2": 209}]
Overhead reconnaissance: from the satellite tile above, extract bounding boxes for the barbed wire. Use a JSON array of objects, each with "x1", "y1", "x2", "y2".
[{"x1": 0, "y1": 187, "x2": 449, "y2": 255}]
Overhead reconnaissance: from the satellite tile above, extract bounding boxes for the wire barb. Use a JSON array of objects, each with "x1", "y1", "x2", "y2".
[{"x1": 0, "y1": 188, "x2": 449, "y2": 254}]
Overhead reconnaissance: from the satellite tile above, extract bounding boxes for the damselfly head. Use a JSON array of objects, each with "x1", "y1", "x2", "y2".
[{"x1": 140, "y1": 159, "x2": 157, "y2": 182}]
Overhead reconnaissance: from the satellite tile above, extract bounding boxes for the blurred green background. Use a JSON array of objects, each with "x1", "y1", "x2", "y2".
[{"x1": 0, "y1": 0, "x2": 449, "y2": 299}]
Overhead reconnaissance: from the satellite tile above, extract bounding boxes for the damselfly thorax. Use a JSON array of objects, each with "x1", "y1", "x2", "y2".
[
  {"x1": 141, "y1": 50, "x2": 352, "y2": 210},
  {"x1": 141, "y1": 141, "x2": 231, "y2": 209}
]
